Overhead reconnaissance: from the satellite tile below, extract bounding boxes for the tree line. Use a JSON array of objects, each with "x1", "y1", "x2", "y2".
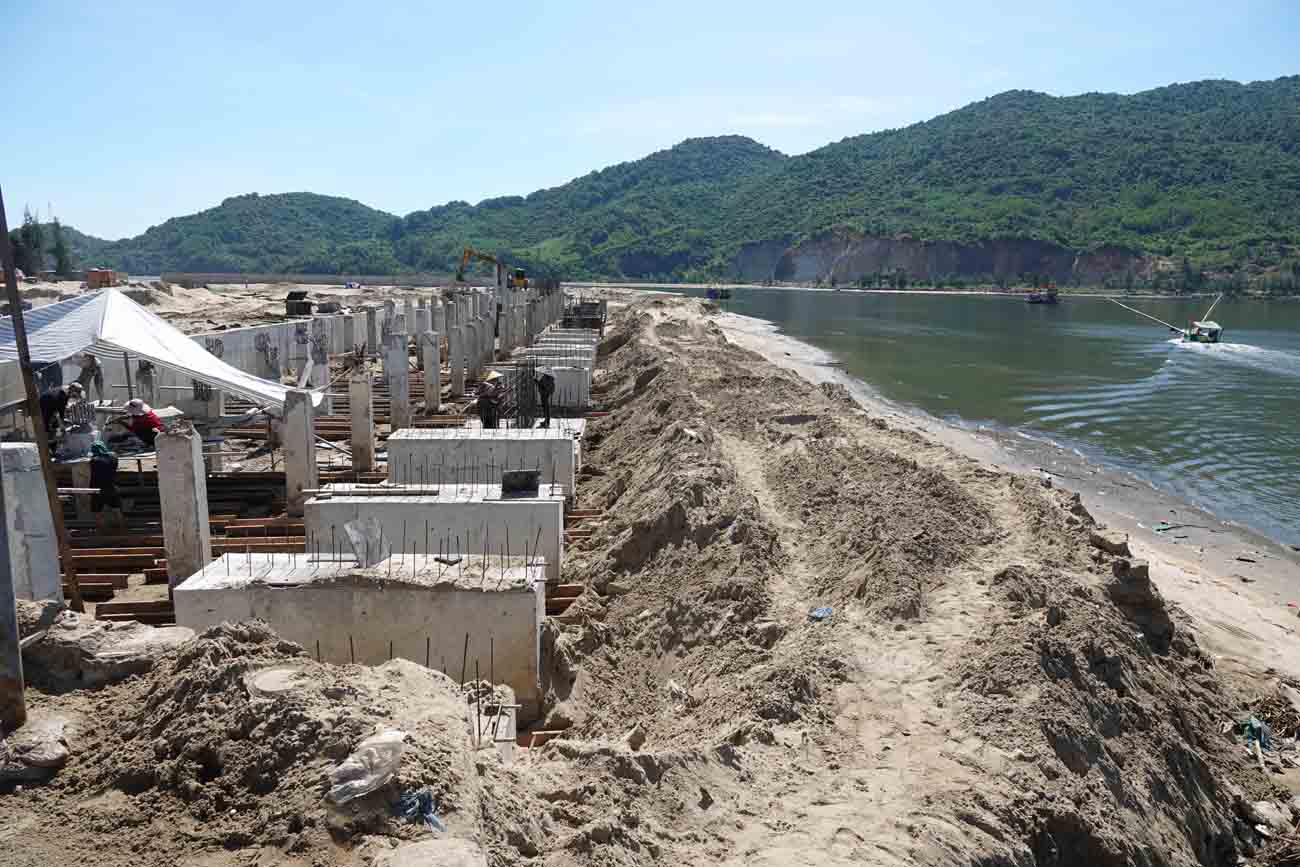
[{"x1": 7, "y1": 207, "x2": 74, "y2": 276}]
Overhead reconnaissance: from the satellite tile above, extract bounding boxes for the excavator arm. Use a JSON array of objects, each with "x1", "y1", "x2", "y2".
[
  {"x1": 455, "y1": 246, "x2": 501, "y2": 282},
  {"x1": 455, "y1": 246, "x2": 529, "y2": 289}
]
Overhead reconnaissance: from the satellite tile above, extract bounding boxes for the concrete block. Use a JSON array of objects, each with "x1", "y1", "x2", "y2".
[
  {"x1": 387, "y1": 428, "x2": 578, "y2": 496},
  {"x1": 304, "y1": 483, "x2": 565, "y2": 582},
  {"x1": 174, "y1": 554, "x2": 546, "y2": 720},
  {"x1": 1, "y1": 444, "x2": 61, "y2": 602},
  {"x1": 283, "y1": 388, "x2": 318, "y2": 518},
  {"x1": 157, "y1": 424, "x2": 213, "y2": 586},
  {"x1": 349, "y1": 373, "x2": 376, "y2": 472}
]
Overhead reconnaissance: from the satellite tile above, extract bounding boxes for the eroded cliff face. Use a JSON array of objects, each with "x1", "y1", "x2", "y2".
[{"x1": 730, "y1": 231, "x2": 1144, "y2": 285}]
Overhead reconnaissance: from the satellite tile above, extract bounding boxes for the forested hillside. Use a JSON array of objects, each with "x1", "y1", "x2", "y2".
[{"x1": 55, "y1": 76, "x2": 1300, "y2": 286}]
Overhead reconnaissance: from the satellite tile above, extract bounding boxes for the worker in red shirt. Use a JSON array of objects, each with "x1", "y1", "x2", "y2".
[{"x1": 111, "y1": 399, "x2": 164, "y2": 448}]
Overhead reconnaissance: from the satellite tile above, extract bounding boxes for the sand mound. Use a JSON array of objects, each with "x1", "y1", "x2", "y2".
[
  {"x1": 533, "y1": 295, "x2": 1272, "y2": 866},
  {"x1": 29, "y1": 622, "x2": 490, "y2": 864}
]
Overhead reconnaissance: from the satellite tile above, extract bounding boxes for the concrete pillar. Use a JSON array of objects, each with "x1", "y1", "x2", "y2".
[
  {"x1": 422, "y1": 329, "x2": 441, "y2": 413},
  {"x1": 413, "y1": 307, "x2": 432, "y2": 367},
  {"x1": 385, "y1": 329, "x2": 412, "y2": 431},
  {"x1": 465, "y1": 321, "x2": 480, "y2": 382},
  {"x1": 157, "y1": 423, "x2": 213, "y2": 588},
  {"x1": 70, "y1": 460, "x2": 94, "y2": 522},
  {"x1": 448, "y1": 306, "x2": 465, "y2": 398},
  {"x1": 283, "y1": 389, "x2": 318, "y2": 518},
  {"x1": 365, "y1": 306, "x2": 379, "y2": 354},
  {"x1": 0, "y1": 444, "x2": 60, "y2": 602},
  {"x1": 310, "y1": 318, "x2": 332, "y2": 414},
  {"x1": 404, "y1": 299, "x2": 416, "y2": 334},
  {"x1": 342, "y1": 314, "x2": 356, "y2": 353},
  {"x1": 349, "y1": 372, "x2": 375, "y2": 472},
  {"x1": 382, "y1": 300, "x2": 397, "y2": 341},
  {"x1": 0, "y1": 448, "x2": 25, "y2": 730}
]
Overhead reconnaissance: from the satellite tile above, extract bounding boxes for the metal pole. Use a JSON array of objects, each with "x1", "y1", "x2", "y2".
[
  {"x1": 0, "y1": 185, "x2": 84, "y2": 612},
  {"x1": 0, "y1": 437, "x2": 25, "y2": 730},
  {"x1": 122, "y1": 351, "x2": 133, "y2": 400}
]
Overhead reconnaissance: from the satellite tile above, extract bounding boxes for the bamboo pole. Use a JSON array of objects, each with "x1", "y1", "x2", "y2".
[
  {"x1": 0, "y1": 185, "x2": 84, "y2": 611},
  {"x1": 1107, "y1": 297, "x2": 1185, "y2": 334},
  {"x1": 1200, "y1": 293, "x2": 1223, "y2": 323}
]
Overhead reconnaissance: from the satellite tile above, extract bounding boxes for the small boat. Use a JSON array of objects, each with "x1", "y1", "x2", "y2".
[
  {"x1": 1184, "y1": 320, "x2": 1223, "y2": 344},
  {"x1": 1109, "y1": 294, "x2": 1224, "y2": 344},
  {"x1": 705, "y1": 286, "x2": 732, "y2": 300},
  {"x1": 1026, "y1": 286, "x2": 1059, "y2": 304}
]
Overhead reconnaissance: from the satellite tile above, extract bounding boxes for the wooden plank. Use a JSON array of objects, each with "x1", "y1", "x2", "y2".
[
  {"x1": 62, "y1": 573, "x2": 130, "y2": 588},
  {"x1": 96, "y1": 611, "x2": 175, "y2": 626},
  {"x1": 516, "y1": 730, "x2": 568, "y2": 748},
  {"x1": 95, "y1": 599, "x2": 174, "y2": 614}
]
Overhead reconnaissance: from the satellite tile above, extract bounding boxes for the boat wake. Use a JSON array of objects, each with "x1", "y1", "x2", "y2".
[{"x1": 1168, "y1": 339, "x2": 1300, "y2": 378}]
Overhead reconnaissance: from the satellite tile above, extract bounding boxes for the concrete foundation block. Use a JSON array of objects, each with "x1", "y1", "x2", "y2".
[
  {"x1": 174, "y1": 554, "x2": 546, "y2": 720},
  {"x1": 304, "y1": 483, "x2": 565, "y2": 582},
  {"x1": 1, "y1": 444, "x2": 61, "y2": 602},
  {"x1": 387, "y1": 428, "x2": 578, "y2": 496}
]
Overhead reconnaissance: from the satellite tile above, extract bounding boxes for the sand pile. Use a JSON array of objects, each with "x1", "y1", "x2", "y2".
[
  {"x1": 7, "y1": 622, "x2": 501, "y2": 866},
  {"x1": 526, "y1": 296, "x2": 1279, "y2": 866}
]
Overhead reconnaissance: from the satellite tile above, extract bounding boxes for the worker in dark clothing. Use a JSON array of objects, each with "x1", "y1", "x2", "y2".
[
  {"x1": 38, "y1": 383, "x2": 83, "y2": 440},
  {"x1": 477, "y1": 372, "x2": 502, "y2": 429},
  {"x1": 535, "y1": 372, "x2": 555, "y2": 428},
  {"x1": 89, "y1": 441, "x2": 120, "y2": 511},
  {"x1": 89, "y1": 441, "x2": 124, "y2": 532}
]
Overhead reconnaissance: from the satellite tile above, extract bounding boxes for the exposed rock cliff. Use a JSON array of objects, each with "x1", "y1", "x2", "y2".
[{"x1": 731, "y1": 230, "x2": 1145, "y2": 285}]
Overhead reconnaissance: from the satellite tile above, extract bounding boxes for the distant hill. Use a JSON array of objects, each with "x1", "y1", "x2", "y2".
[
  {"x1": 57, "y1": 77, "x2": 1300, "y2": 286},
  {"x1": 69, "y1": 193, "x2": 400, "y2": 275}
]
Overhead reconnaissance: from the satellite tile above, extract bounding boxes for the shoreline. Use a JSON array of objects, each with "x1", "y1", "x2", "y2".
[
  {"x1": 575, "y1": 281, "x2": 1294, "y2": 301},
  {"x1": 712, "y1": 306, "x2": 1300, "y2": 683}
]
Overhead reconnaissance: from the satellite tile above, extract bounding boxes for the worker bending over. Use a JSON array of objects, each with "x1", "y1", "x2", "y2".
[{"x1": 110, "y1": 399, "x2": 164, "y2": 448}]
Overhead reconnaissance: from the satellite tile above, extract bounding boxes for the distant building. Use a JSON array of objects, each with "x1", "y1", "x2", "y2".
[{"x1": 86, "y1": 269, "x2": 119, "y2": 289}]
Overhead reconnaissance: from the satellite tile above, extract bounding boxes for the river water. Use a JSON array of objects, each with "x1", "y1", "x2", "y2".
[{"x1": 684, "y1": 288, "x2": 1300, "y2": 545}]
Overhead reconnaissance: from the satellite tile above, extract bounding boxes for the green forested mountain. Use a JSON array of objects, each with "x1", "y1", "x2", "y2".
[
  {"x1": 79, "y1": 193, "x2": 400, "y2": 275},
  {"x1": 62, "y1": 76, "x2": 1300, "y2": 283}
]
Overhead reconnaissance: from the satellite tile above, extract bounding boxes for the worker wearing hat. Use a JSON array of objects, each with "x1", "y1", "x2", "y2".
[
  {"x1": 111, "y1": 398, "x2": 164, "y2": 448},
  {"x1": 477, "y1": 371, "x2": 502, "y2": 430}
]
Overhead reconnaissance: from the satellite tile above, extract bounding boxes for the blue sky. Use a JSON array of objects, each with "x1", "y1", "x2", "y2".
[{"x1": 6, "y1": 0, "x2": 1297, "y2": 239}]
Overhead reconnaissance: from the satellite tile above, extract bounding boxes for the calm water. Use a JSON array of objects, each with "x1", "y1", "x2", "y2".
[{"x1": 688, "y1": 289, "x2": 1300, "y2": 544}]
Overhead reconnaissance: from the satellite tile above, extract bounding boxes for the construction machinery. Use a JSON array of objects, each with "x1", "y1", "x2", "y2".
[{"x1": 456, "y1": 246, "x2": 528, "y2": 289}]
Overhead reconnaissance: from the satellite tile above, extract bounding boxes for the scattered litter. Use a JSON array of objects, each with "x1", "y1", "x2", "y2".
[
  {"x1": 326, "y1": 729, "x2": 406, "y2": 805},
  {"x1": 394, "y1": 788, "x2": 446, "y2": 833},
  {"x1": 808, "y1": 606, "x2": 834, "y2": 622},
  {"x1": 1154, "y1": 522, "x2": 1208, "y2": 533},
  {"x1": 1244, "y1": 716, "x2": 1273, "y2": 751}
]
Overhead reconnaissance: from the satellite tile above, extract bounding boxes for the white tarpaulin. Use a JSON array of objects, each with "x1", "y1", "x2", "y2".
[{"x1": 0, "y1": 288, "x2": 319, "y2": 412}]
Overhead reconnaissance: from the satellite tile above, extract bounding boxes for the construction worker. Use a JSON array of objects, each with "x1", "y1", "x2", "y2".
[
  {"x1": 535, "y1": 372, "x2": 555, "y2": 428},
  {"x1": 38, "y1": 382, "x2": 83, "y2": 441},
  {"x1": 110, "y1": 399, "x2": 164, "y2": 448},
  {"x1": 89, "y1": 440, "x2": 124, "y2": 531},
  {"x1": 76, "y1": 353, "x2": 104, "y2": 401},
  {"x1": 477, "y1": 371, "x2": 502, "y2": 429}
]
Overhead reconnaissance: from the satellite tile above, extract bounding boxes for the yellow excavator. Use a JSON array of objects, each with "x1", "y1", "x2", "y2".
[{"x1": 455, "y1": 246, "x2": 528, "y2": 288}]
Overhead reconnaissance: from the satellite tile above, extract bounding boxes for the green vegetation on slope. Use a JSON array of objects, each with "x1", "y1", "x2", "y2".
[
  {"x1": 60, "y1": 77, "x2": 1300, "y2": 283},
  {"x1": 83, "y1": 193, "x2": 401, "y2": 275}
]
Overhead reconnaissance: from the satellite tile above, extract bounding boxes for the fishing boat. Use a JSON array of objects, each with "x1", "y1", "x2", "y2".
[
  {"x1": 1026, "y1": 286, "x2": 1059, "y2": 304},
  {"x1": 706, "y1": 286, "x2": 732, "y2": 300},
  {"x1": 1109, "y1": 294, "x2": 1224, "y2": 343}
]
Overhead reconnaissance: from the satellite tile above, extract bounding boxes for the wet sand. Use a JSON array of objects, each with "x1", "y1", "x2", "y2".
[{"x1": 716, "y1": 309, "x2": 1300, "y2": 685}]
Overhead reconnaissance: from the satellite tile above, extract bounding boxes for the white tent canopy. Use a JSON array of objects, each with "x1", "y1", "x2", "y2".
[{"x1": 0, "y1": 288, "x2": 319, "y2": 413}]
